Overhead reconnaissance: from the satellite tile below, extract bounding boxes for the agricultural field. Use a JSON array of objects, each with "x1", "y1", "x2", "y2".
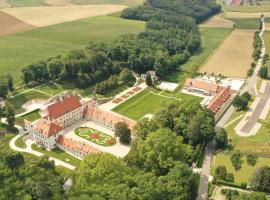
[
  {"x1": 165, "y1": 27, "x2": 232, "y2": 84},
  {"x1": 199, "y1": 14, "x2": 234, "y2": 28},
  {"x1": 0, "y1": 16, "x2": 145, "y2": 84},
  {"x1": 7, "y1": 0, "x2": 44, "y2": 7},
  {"x1": 212, "y1": 153, "x2": 270, "y2": 184},
  {"x1": 223, "y1": 12, "x2": 270, "y2": 18},
  {"x1": 264, "y1": 31, "x2": 270, "y2": 73},
  {"x1": 230, "y1": 18, "x2": 261, "y2": 29},
  {"x1": 0, "y1": 11, "x2": 34, "y2": 36},
  {"x1": 113, "y1": 89, "x2": 201, "y2": 120},
  {"x1": 71, "y1": 0, "x2": 143, "y2": 6},
  {"x1": 1, "y1": 5, "x2": 127, "y2": 27},
  {"x1": 199, "y1": 29, "x2": 255, "y2": 78}
]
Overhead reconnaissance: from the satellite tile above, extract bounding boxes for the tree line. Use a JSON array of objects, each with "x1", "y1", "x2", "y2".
[{"x1": 20, "y1": 0, "x2": 220, "y2": 92}]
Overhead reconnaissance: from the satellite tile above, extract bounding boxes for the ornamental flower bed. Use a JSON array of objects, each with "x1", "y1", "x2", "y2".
[{"x1": 75, "y1": 127, "x2": 116, "y2": 147}]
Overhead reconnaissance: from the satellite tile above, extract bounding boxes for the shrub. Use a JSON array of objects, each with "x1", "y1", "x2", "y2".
[
  {"x1": 242, "y1": 92, "x2": 251, "y2": 101},
  {"x1": 232, "y1": 95, "x2": 248, "y2": 111},
  {"x1": 216, "y1": 128, "x2": 228, "y2": 149},
  {"x1": 259, "y1": 66, "x2": 268, "y2": 79},
  {"x1": 247, "y1": 154, "x2": 258, "y2": 166},
  {"x1": 230, "y1": 151, "x2": 243, "y2": 171},
  {"x1": 247, "y1": 68, "x2": 254, "y2": 76},
  {"x1": 215, "y1": 165, "x2": 227, "y2": 180},
  {"x1": 225, "y1": 173, "x2": 234, "y2": 182}
]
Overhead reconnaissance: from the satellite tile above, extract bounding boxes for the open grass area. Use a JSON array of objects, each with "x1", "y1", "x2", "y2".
[
  {"x1": 212, "y1": 153, "x2": 270, "y2": 184},
  {"x1": 113, "y1": 89, "x2": 201, "y2": 120},
  {"x1": 7, "y1": 90, "x2": 50, "y2": 114},
  {"x1": 230, "y1": 18, "x2": 261, "y2": 29},
  {"x1": 264, "y1": 31, "x2": 270, "y2": 74},
  {"x1": 164, "y1": 27, "x2": 232, "y2": 85},
  {"x1": 0, "y1": 16, "x2": 145, "y2": 85},
  {"x1": 15, "y1": 135, "x2": 26, "y2": 148},
  {"x1": 32, "y1": 144, "x2": 81, "y2": 167},
  {"x1": 71, "y1": 0, "x2": 143, "y2": 6},
  {"x1": 224, "y1": 109, "x2": 270, "y2": 157},
  {"x1": 16, "y1": 110, "x2": 41, "y2": 127},
  {"x1": 7, "y1": 0, "x2": 44, "y2": 7}
]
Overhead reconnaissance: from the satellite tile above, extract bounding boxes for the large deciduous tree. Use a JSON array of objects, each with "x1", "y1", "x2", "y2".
[{"x1": 115, "y1": 122, "x2": 132, "y2": 145}]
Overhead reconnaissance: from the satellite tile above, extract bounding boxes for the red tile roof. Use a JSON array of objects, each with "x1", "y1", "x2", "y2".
[
  {"x1": 208, "y1": 87, "x2": 233, "y2": 113},
  {"x1": 33, "y1": 118, "x2": 63, "y2": 138},
  {"x1": 87, "y1": 107, "x2": 136, "y2": 131},
  {"x1": 57, "y1": 135, "x2": 100, "y2": 154},
  {"x1": 47, "y1": 95, "x2": 82, "y2": 119},
  {"x1": 185, "y1": 78, "x2": 220, "y2": 93}
]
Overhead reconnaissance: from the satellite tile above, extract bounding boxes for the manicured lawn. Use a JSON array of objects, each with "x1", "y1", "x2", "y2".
[
  {"x1": 72, "y1": 0, "x2": 143, "y2": 6},
  {"x1": 16, "y1": 110, "x2": 41, "y2": 127},
  {"x1": 15, "y1": 135, "x2": 26, "y2": 148},
  {"x1": 212, "y1": 153, "x2": 270, "y2": 184},
  {"x1": 164, "y1": 27, "x2": 232, "y2": 85},
  {"x1": 0, "y1": 16, "x2": 145, "y2": 84},
  {"x1": 32, "y1": 144, "x2": 81, "y2": 167},
  {"x1": 7, "y1": 90, "x2": 50, "y2": 114},
  {"x1": 75, "y1": 127, "x2": 116, "y2": 146},
  {"x1": 7, "y1": 0, "x2": 44, "y2": 6},
  {"x1": 113, "y1": 90, "x2": 178, "y2": 120}
]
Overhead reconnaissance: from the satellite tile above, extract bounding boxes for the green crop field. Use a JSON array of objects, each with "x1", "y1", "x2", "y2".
[
  {"x1": 164, "y1": 27, "x2": 232, "y2": 84},
  {"x1": 71, "y1": 0, "x2": 143, "y2": 6},
  {"x1": 230, "y1": 18, "x2": 261, "y2": 29},
  {"x1": 212, "y1": 153, "x2": 270, "y2": 184},
  {"x1": 0, "y1": 16, "x2": 145, "y2": 85},
  {"x1": 7, "y1": 0, "x2": 45, "y2": 7}
]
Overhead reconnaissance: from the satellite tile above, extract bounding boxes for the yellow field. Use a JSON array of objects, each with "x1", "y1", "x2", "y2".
[
  {"x1": 199, "y1": 29, "x2": 255, "y2": 78},
  {"x1": 199, "y1": 14, "x2": 234, "y2": 28},
  {"x1": 1, "y1": 4, "x2": 127, "y2": 27},
  {"x1": 224, "y1": 11, "x2": 270, "y2": 18},
  {"x1": 265, "y1": 23, "x2": 270, "y2": 31}
]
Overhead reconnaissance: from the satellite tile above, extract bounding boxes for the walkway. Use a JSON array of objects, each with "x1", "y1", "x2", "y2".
[{"x1": 10, "y1": 135, "x2": 75, "y2": 170}]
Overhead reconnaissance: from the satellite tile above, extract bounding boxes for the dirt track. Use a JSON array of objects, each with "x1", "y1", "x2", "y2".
[
  {"x1": 0, "y1": 11, "x2": 35, "y2": 36},
  {"x1": 199, "y1": 29, "x2": 255, "y2": 78},
  {"x1": 1, "y1": 5, "x2": 127, "y2": 27}
]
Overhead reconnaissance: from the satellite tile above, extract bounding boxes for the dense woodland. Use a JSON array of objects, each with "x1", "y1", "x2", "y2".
[{"x1": 20, "y1": 0, "x2": 220, "y2": 91}]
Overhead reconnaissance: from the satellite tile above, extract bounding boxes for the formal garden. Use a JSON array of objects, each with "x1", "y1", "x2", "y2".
[{"x1": 75, "y1": 127, "x2": 116, "y2": 146}]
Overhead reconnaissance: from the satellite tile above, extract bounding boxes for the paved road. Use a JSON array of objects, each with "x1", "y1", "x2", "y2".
[{"x1": 196, "y1": 17, "x2": 266, "y2": 200}]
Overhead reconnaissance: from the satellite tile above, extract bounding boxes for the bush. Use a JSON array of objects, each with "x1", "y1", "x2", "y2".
[
  {"x1": 216, "y1": 128, "x2": 228, "y2": 149},
  {"x1": 230, "y1": 151, "x2": 243, "y2": 171},
  {"x1": 225, "y1": 173, "x2": 234, "y2": 182},
  {"x1": 259, "y1": 66, "x2": 268, "y2": 79},
  {"x1": 247, "y1": 68, "x2": 254, "y2": 76},
  {"x1": 242, "y1": 92, "x2": 251, "y2": 101},
  {"x1": 215, "y1": 165, "x2": 227, "y2": 180},
  {"x1": 232, "y1": 95, "x2": 248, "y2": 111},
  {"x1": 246, "y1": 154, "x2": 258, "y2": 166}
]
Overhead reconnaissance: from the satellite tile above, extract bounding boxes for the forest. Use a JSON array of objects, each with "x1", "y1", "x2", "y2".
[{"x1": 20, "y1": 0, "x2": 221, "y2": 91}]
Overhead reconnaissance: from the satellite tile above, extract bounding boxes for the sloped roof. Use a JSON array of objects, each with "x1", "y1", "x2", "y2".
[
  {"x1": 208, "y1": 87, "x2": 233, "y2": 113},
  {"x1": 57, "y1": 135, "x2": 100, "y2": 154},
  {"x1": 87, "y1": 107, "x2": 136, "y2": 131},
  {"x1": 184, "y1": 78, "x2": 220, "y2": 93},
  {"x1": 33, "y1": 118, "x2": 63, "y2": 138},
  {"x1": 47, "y1": 95, "x2": 82, "y2": 119}
]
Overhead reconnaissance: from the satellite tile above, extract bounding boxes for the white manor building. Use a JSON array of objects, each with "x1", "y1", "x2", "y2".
[{"x1": 27, "y1": 95, "x2": 136, "y2": 157}]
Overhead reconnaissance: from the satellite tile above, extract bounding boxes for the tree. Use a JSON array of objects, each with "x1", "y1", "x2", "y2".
[
  {"x1": 145, "y1": 72, "x2": 153, "y2": 87},
  {"x1": 6, "y1": 74, "x2": 14, "y2": 92},
  {"x1": 114, "y1": 122, "x2": 131, "y2": 145},
  {"x1": 119, "y1": 68, "x2": 135, "y2": 83},
  {"x1": 259, "y1": 66, "x2": 268, "y2": 79},
  {"x1": 215, "y1": 165, "x2": 227, "y2": 180},
  {"x1": 232, "y1": 95, "x2": 248, "y2": 111},
  {"x1": 230, "y1": 151, "x2": 243, "y2": 171},
  {"x1": 247, "y1": 154, "x2": 258, "y2": 166},
  {"x1": 3, "y1": 153, "x2": 24, "y2": 169},
  {"x1": 48, "y1": 59, "x2": 63, "y2": 80},
  {"x1": 5, "y1": 103, "x2": 15, "y2": 128},
  {"x1": 242, "y1": 92, "x2": 251, "y2": 101},
  {"x1": 125, "y1": 128, "x2": 193, "y2": 175},
  {"x1": 216, "y1": 128, "x2": 228, "y2": 148},
  {"x1": 250, "y1": 166, "x2": 270, "y2": 192}
]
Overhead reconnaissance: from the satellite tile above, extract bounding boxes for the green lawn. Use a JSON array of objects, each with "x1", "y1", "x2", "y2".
[
  {"x1": 212, "y1": 153, "x2": 270, "y2": 184},
  {"x1": 32, "y1": 144, "x2": 81, "y2": 167},
  {"x1": 7, "y1": 0, "x2": 44, "y2": 6},
  {"x1": 0, "y1": 16, "x2": 145, "y2": 85},
  {"x1": 16, "y1": 110, "x2": 41, "y2": 127},
  {"x1": 230, "y1": 18, "x2": 261, "y2": 29},
  {"x1": 71, "y1": 0, "x2": 143, "y2": 6},
  {"x1": 113, "y1": 89, "x2": 201, "y2": 120},
  {"x1": 164, "y1": 27, "x2": 232, "y2": 86},
  {"x1": 7, "y1": 90, "x2": 50, "y2": 114},
  {"x1": 15, "y1": 135, "x2": 26, "y2": 148}
]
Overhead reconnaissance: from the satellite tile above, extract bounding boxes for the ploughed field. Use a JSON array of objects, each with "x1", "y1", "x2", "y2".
[
  {"x1": 0, "y1": 16, "x2": 145, "y2": 84},
  {"x1": 199, "y1": 29, "x2": 255, "y2": 78}
]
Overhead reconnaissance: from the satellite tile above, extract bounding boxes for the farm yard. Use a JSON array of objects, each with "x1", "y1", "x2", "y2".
[
  {"x1": 0, "y1": 15, "x2": 145, "y2": 84},
  {"x1": 199, "y1": 29, "x2": 255, "y2": 78}
]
